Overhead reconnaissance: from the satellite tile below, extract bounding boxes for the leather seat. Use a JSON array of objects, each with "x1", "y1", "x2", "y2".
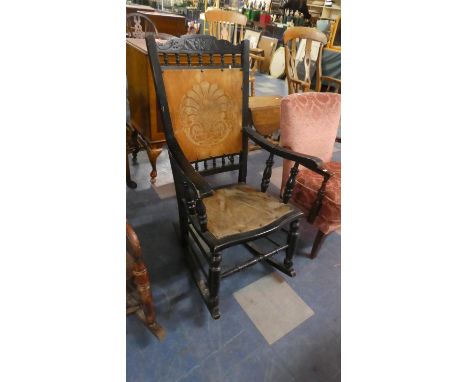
[{"x1": 204, "y1": 184, "x2": 298, "y2": 239}]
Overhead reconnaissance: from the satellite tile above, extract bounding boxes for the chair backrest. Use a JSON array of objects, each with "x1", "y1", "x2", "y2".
[
  {"x1": 126, "y1": 12, "x2": 158, "y2": 38},
  {"x1": 280, "y1": 92, "x2": 341, "y2": 187},
  {"x1": 145, "y1": 35, "x2": 250, "y2": 178},
  {"x1": 327, "y1": 17, "x2": 341, "y2": 52},
  {"x1": 283, "y1": 27, "x2": 328, "y2": 94},
  {"x1": 205, "y1": 8, "x2": 247, "y2": 45}
]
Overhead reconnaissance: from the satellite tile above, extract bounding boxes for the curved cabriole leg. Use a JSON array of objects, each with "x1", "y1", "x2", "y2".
[
  {"x1": 146, "y1": 146, "x2": 162, "y2": 184},
  {"x1": 284, "y1": 220, "x2": 299, "y2": 276},
  {"x1": 208, "y1": 252, "x2": 222, "y2": 319},
  {"x1": 310, "y1": 230, "x2": 326, "y2": 259}
]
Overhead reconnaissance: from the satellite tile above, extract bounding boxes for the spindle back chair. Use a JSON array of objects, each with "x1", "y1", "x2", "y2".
[
  {"x1": 145, "y1": 34, "x2": 327, "y2": 319},
  {"x1": 283, "y1": 26, "x2": 328, "y2": 93}
]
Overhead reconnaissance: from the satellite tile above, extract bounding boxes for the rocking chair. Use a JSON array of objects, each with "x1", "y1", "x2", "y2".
[{"x1": 145, "y1": 34, "x2": 327, "y2": 319}]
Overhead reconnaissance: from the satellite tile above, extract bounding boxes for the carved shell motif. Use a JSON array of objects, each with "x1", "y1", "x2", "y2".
[{"x1": 180, "y1": 81, "x2": 233, "y2": 146}]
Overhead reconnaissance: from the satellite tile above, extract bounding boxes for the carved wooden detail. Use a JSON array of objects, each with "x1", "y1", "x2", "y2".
[
  {"x1": 157, "y1": 34, "x2": 239, "y2": 55},
  {"x1": 283, "y1": 162, "x2": 300, "y2": 203},
  {"x1": 126, "y1": 13, "x2": 158, "y2": 39},
  {"x1": 162, "y1": 69, "x2": 243, "y2": 162},
  {"x1": 261, "y1": 152, "x2": 275, "y2": 192},
  {"x1": 180, "y1": 81, "x2": 233, "y2": 146},
  {"x1": 126, "y1": 221, "x2": 165, "y2": 340}
]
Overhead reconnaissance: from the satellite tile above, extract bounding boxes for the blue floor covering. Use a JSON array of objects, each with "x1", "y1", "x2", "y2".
[{"x1": 126, "y1": 74, "x2": 341, "y2": 382}]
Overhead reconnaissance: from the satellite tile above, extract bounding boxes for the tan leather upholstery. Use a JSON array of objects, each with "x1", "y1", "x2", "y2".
[{"x1": 203, "y1": 185, "x2": 293, "y2": 239}]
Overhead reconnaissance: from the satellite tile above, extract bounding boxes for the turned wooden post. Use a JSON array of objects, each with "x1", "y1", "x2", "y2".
[
  {"x1": 261, "y1": 152, "x2": 275, "y2": 192},
  {"x1": 283, "y1": 162, "x2": 300, "y2": 203},
  {"x1": 126, "y1": 221, "x2": 165, "y2": 340}
]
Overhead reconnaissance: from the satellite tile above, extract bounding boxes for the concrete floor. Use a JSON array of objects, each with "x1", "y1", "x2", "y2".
[{"x1": 126, "y1": 74, "x2": 341, "y2": 382}]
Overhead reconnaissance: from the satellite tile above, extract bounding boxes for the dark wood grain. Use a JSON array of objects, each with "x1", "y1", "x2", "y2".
[{"x1": 126, "y1": 221, "x2": 165, "y2": 340}]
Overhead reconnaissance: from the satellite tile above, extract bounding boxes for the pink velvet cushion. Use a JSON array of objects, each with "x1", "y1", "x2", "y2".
[
  {"x1": 291, "y1": 162, "x2": 341, "y2": 235},
  {"x1": 280, "y1": 92, "x2": 341, "y2": 190}
]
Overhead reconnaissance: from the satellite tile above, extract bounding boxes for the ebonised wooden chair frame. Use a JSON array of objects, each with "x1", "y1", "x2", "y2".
[{"x1": 145, "y1": 34, "x2": 331, "y2": 319}]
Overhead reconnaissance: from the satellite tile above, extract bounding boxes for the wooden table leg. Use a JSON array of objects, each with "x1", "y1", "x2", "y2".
[
  {"x1": 146, "y1": 145, "x2": 163, "y2": 184},
  {"x1": 126, "y1": 153, "x2": 137, "y2": 189}
]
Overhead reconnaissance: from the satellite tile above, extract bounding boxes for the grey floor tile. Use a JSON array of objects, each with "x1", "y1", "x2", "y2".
[{"x1": 234, "y1": 272, "x2": 314, "y2": 345}]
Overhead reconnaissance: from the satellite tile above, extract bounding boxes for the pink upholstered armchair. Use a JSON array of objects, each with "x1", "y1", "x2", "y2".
[{"x1": 280, "y1": 92, "x2": 341, "y2": 258}]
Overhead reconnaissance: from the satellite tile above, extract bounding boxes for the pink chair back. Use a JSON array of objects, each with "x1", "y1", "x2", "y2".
[{"x1": 280, "y1": 92, "x2": 341, "y2": 188}]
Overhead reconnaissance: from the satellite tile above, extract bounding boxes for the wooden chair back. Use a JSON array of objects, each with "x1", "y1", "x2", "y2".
[
  {"x1": 126, "y1": 12, "x2": 158, "y2": 38},
  {"x1": 327, "y1": 17, "x2": 341, "y2": 52},
  {"x1": 204, "y1": 8, "x2": 247, "y2": 45},
  {"x1": 145, "y1": 35, "x2": 250, "y2": 175},
  {"x1": 283, "y1": 27, "x2": 328, "y2": 93}
]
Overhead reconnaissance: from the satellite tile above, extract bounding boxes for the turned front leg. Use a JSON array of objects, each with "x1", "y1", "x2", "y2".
[
  {"x1": 127, "y1": 222, "x2": 156, "y2": 326},
  {"x1": 284, "y1": 220, "x2": 300, "y2": 271},
  {"x1": 126, "y1": 153, "x2": 137, "y2": 189},
  {"x1": 208, "y1": 251, "x2": 222, "y2": 319},
  {"x1": 132, "y1": 261, "x2": 156, "y2": 326},
  {"x1": 145, "y1": 146, "x2": 162, "y2": 184}
]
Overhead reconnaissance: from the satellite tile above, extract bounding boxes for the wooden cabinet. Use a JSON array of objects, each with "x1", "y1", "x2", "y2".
[
  {"x1": 126, "y1": 38, "x2": 165, "y2": 183},
  {"x1": 137, "y1": 11, "x2": 187, "y2": 37},
  {"x1": 126, "y1": 3, "x2": 155, "y2": 15}
]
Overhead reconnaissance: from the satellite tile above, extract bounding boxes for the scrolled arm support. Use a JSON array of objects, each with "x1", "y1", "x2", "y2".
[
  {"x1": 168, "y1": 139, "x2": 214, "y2": 198},
  {"x1": 196, "y1": 198, "x2": 208, "y2": 232},
  {"x1": 244, "y1": 125, "x2": 335, "y2": 217},
  {"x1": 168, "y1": 147, "x2": 213, "y2": 231},
  {"x1": 243, "y1": 125, "x2": 327, "y2": 177},
  {"x1": 308, "y1": 170, "x2": 332, "y2": 223},
  {"x1": 261, "y1": 152, "x2": 275, "y2": 192},
  {"x1": 282, "y1": 162, "x2": 299, "y2": 204}
]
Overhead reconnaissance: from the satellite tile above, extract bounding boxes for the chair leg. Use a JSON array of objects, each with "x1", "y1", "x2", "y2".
[
  {"x1": 310, "y1": 230, "x2": 327, "y2": 259},
  {"x1": 126, "y1": 153, "x2": 137, "y2": 189},
  {"x1": 126, "y1": 222, "x2": 164, "y2": 339},
  {"x1": 131, "y1": 129, "x2": 139, "y2": 162},
  {"x1": 132, "y1": 261, "x2": 165, "y2": 340},
  {"x1": 250, "y1": 78, "x2": 255, "y2": 96},
  {"x1": 208, "y1": 251, "x2": 222, "y2": 319},
  {"x1": 284, "y1": 220, "x2": 299, "y2": 276},
  {"x1": 173, "y1": 179, "x2": 189, "y2": 246}
]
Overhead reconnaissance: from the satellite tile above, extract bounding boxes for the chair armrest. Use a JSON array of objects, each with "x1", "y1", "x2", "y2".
[
  {"x1": 250, "y1": 47, "x2": 264, "y2": 54},
  {"x1": 249, "y1": 53, "x2": 266, "y2": 62},
  {"x1": 321, "y1": 76, "x2": 341, "y2": 93},
  {"x1": 244, "y1": 125, "x2": 329, "y2": 177},
  {"x1": 168, "y1": 142, "x2": 214, "y2": 198}
]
